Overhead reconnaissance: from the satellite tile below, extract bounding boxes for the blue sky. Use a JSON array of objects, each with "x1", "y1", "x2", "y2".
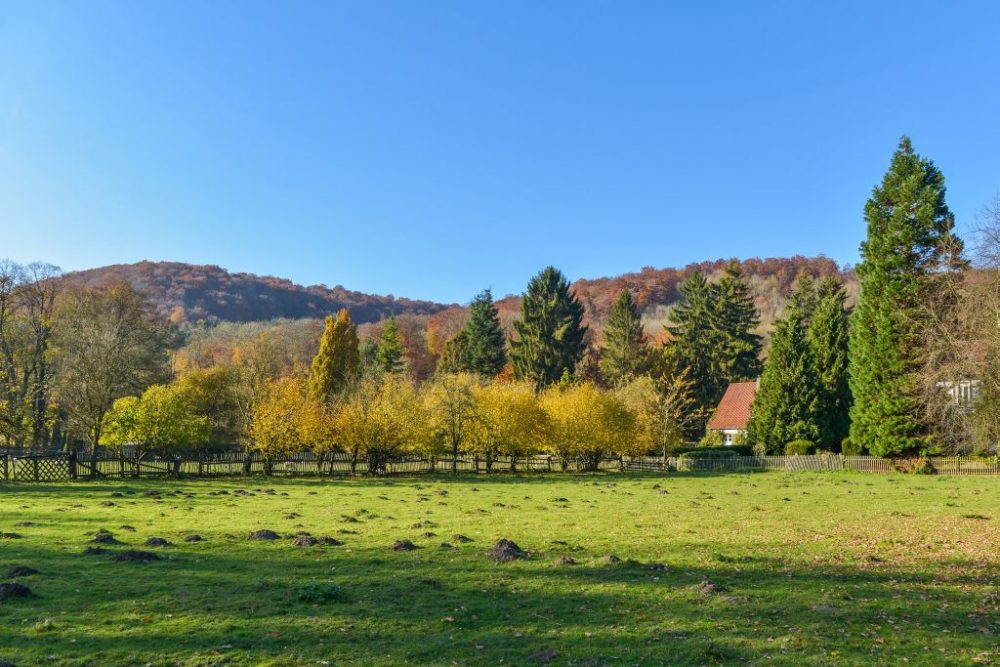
[{"x1": 2, "y1": 1, "x2": 998, "y2": 304}]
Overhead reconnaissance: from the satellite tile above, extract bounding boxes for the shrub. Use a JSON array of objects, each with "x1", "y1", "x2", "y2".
[
  {"x1": 681, "y1": 449, "x2": 737, "y2": 459},
  {"x1": 675, "y1": 445, "x2": 754, "y2": 457},
  {"x1": 699, "y1": 430, "x2": 724, "y2": 446},
  {"x1": 894, "y1": 457, "x2": 936, "y2": 475},
  {"x1": 841, "y1": 437, "x2": 864, "y2": 455},
  {"x1": 784, "y1": 440, "x2": 815, "y2": 455}
]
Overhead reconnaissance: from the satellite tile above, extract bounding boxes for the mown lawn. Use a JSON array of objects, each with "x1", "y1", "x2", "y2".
[{"x1": 1, "y1": 471, "x2": 998, "y2": 666}]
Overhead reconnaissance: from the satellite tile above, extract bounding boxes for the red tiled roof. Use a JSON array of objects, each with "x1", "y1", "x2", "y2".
[{"x1": 707, "y1": 381, "x2": 758, "y2": 430}]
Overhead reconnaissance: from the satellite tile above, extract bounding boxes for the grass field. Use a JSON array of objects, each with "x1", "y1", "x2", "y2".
[{"x1": 1, "y1": 472, "x2": 999, "y2": 666}]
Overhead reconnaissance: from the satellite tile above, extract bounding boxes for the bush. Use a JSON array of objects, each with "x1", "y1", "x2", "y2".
[
  {"x1": 784, "y1": 440, "x2": 816, "y2": 455},
  {"x1": 675, "y1": 445, "x2": 754, "y2": 457},
  {"x1": 681, "y1": 449, "x2": 737, "y2": 459},
  {"x1": 699, "y1": 430, "x2": 724, "y2": 446},
  {"x1": 841, "y1": 437, "x2": 864, "y2": 455},
  {"x1": 894, "y1": 457, "x2": 936, "y2": 475}
]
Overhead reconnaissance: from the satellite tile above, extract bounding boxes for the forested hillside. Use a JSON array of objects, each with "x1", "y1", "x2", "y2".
[{"x1": 61, "y1": 261, "x2": 452, "y2": 324}]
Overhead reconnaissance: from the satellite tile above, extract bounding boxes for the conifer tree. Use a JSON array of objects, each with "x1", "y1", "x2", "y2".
[
  {"x1": 747, "y1": 309, "x2": 821, "y2": 452},
  {"x1": 807, "y1": 277, "x2": 851, "y2": 450},
  {"x1": 710, "y1": 262, "x2": 762, "y2": 383},
  {"x1": 787, "y1": 273, "x2": 818, "y2": 324},
  {"x1": 375, "y1": 316, "x2": 406, "y2": 374},
  {"x1": 848, "y1": 137, "x2": 964, "y2": 456},
  {"x1": 598, "y1": 288, "x2": 650, "y2": 386},
  {"x1": 510, "y1": 267, "x2": 587, "y2": 389},
  {"x1": 666, "y1": 272, "x2": 719, "y2": 415},
  {"x1": 308, "y1": 309, "x2": 360, "y2": 400},
  {"x1": 438, "y1": 289, "x2": 507, "y2": 377}
]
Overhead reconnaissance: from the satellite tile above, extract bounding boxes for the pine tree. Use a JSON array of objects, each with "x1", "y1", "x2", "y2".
[
  {"x1": 510, "y1": 266, "x2": 588, "y2": 389},
  {"x1": 375, "y1": 316, "x2": 406, "y2": 374},
  {"x1": 439, "y1": 290, "x2": 507, "y2": 377},
  {"x1": 807, "y1": 277, "x2": 851, "y2": 450},
  {"x1": 710, "y1": 262, "x2": 762, "y2": 384},
  {"x1": 308, "y1": 309, "x2": 361, "y2": 401},
  {"x1": 599, "y1": 288, "x2": 650, "y2": 386},
  {"x1": 666, "y1": 271, "x2": 720, "y2": 418},
  {"x1": 848, "y1": 137, "x2": 964, "y2": 456},
  {"x1": 747, "y1": 309, "x2": 821, "y2": 452}
]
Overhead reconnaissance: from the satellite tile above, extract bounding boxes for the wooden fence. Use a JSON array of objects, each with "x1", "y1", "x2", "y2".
[{"x1": 1, "y1": 450, "x2": 999, "y2": 482}]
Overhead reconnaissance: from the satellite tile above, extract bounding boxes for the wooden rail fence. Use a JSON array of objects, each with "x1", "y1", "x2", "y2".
[{"x1": 1, "y1": 451, "x2": 999, "y2": 482}]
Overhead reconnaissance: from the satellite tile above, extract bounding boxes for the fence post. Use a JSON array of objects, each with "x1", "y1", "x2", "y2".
[
  {"x1": 173, "y1": 457, "x2": 182, "y2": 478},
  {"x1": 33, "y1": 456, "x2": 40, "y2": 482},
  {"x1": 68, "y1": 449, "x2": 78, "y2": 480}
]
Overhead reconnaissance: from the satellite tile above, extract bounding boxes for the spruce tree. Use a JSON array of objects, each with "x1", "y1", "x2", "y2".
[
  {"x1": 375, "y1": 316, "x2": 406, "y2": 374},
  {"x1": 807, "y1": 277, "x2": 851, "y2": 450},
  {"x1": 787, "y1": 273, "x2": 818, "y2": 324},
  {"x1": 848, "y1": 137, "x2": 964, "y2": 456},
  {"x1": 510, "y1": 266, "x2": 588, "y2": 389},
  {"x1": 746, "y1": 309, "x2": 821, "y2": 452},
  {"x1": 666, "y1": 271, "x2": 720, "y2": 416},
  {"x1": 438, "y1": 290, "x2": 506, "y2": 377},
  {"x1": 599, "y1": 288, "x2": 650, "y2": 386},
  {"x1": 308, "y1": 308, "x2": 360, "y2": 400},
  {"x1": 710, "y1": 262, "x2": 762, "y2": 384}
]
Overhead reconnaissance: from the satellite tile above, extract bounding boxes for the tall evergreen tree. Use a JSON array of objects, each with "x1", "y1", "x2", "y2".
[
  {"x1": 598, "y1": 288, "x2": 650, "y2": 386},
  {"x1": 439, "y1": 289, "x2": 507, "y2": 377},
  {"x1": 308, "y1": 309, "x2": 360, "y2": 400},
  {"x1": 787, "y1": 273, "x2": 818, "y2": 324},
  {"x1": 666, "y1": 271, "x2": 720, "y2": 416},
  {"x1": 807, "y1": 277, "x2": 851, "y2": 450},
  {"x1": 848, "y1": 137, "x2": 964, "y2": 456},
  {"x1": 510, "y1": 266, "x2": 588, "y2": 389},
  {"x1": 375, "y1": 316, "x2": 406, "y2": 374},
  {"x1": 710, "y1": 262, "x2": 762, "y2": 383},
  {"x1": 747, "y1": 309, "x2": 821, "y2": 452}
]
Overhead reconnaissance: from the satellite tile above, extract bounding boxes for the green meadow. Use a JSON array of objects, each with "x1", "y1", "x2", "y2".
[{"x1": 1, "y1": 472, "x2": 998, "y2": 666}]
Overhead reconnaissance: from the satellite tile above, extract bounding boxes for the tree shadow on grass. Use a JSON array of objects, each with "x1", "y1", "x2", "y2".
[{"x1": 1, "y1": 538, "x2": 997, "y2": 666}]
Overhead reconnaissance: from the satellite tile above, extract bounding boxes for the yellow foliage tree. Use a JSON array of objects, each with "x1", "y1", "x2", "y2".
[
  {"x1": 101, "y1": 384, "x2": 210, "y2": 460},
  {"x1": 614, "y1": 372, "x2": 696, "y2": 459},
  {"x1": 333, "y1": 375, "x2": 431, "y2": 475},
  {"x1": 425, "y1": 373, "x2": 481, "y2": 472},
  {"x1": 540, "y1": 382, "x2": 637, "y2": 470},
  {"x1": 469, "y1": 380, "x2": 550, "y2": 471},
  {"x1": 248, "y1": 376, "x2": 312, "y2": 471}
]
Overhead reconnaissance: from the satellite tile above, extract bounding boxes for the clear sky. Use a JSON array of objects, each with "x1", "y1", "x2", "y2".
[{"x1": 2, "y1": 1, "x2": 998, "y2": 304}]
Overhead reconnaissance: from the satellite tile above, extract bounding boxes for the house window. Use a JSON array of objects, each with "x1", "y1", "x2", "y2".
[{"x1": 724, "y1": 432, "x2": 733, "y2": 445}]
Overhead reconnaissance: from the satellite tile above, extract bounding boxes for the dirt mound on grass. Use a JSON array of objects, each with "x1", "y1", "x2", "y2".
[
  {"x1": 451, "y1": 534, "x2": 473, "y2": 543},
  {"x1": 83, "y1": 547, "x2": 108, "y2": 556},
  {"x1": 694, "y1": 580, "x2": 727, "y2": 597},
  {"x1": 293, "y1": 535, "x2": 320, "y2": 547},
  {"x1": 0, "y1": 533, "x2": 23, "y2": 540},
  {"x1": 144, "y1": 537, "x2": 171, "y2": 547},
  {"x1": 90, "y1": 533, "x2": 120, "y2": 545},
  {"x1": 489, "y1": 539, "x2": 526, "y2": 562},
  {"x1": 119, "y1": 525, "x2": 136, "y2": 532},
  {"x1": 5, "y1": 566, "x2": 38, "y2": 578},
  {"x1": 249, "y1": 529, "x2": 281, "y2": 540},
  {"x1": 392, "y1": 539, "x2": 418, "y2": 551},
  {"x1": 184, "y1": 535, "x2": 204, "y2": 543},
  {"x1": 599, "y1": 554, "x2": 621, "y2": 565},
  {"x1": 317, "y1": 537, "x2": 343, "y2": 546},
  {"x1": 552, "y1": 556, "x2": 577, "y2": 566},
  {"x1": 0, "y1": 659, "x2": 18, "y2": 667},
  {"x1": 113, "y1": 550, "x2": 161, "y2": 563},
  {"x1": 0, "y1": 583, "x2": 32, "y2": 600}
]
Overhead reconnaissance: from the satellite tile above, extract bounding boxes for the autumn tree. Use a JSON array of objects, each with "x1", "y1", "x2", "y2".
[
  {"x1": 0, "y1": 261, "x2": 61, "y2": 448},
  {"x1": 848, "y1": 137, "x2": 965, "y2": 456},
  {"x1": 438, "y1": 289, "x2": 506, "y2": 378},
  {"x1": 468, "y1": 380, "x2": 549, "y2": 471},
  {"x1": 53, "y1": 284, "x2": 175, "y2": 468},
  {"x1": 333, "y1": 374, "x2": 430, "y2": 475},
  {"x1": 616, "y1": 358, "x2": 698, "y2": 459},
  {"x1": 511, "y1": 267, "x2": 588, "y2": 389},
  {"x1": 308, "y1": 308, "x2": 360, "y2": 400},
  {"x1": 248, "y1": 376, "x2": 312, "y2": 472},
  {"x1": 425, "y1": 372, "x2": 480, "y2": 472},
  {"x1": 176, "y1": 364, "x2": 254, "y2": 448},
  {"x1": 101, "y1": 384, "x2": 209, "y2": 460},
  {"x1": 599, "y1": 288, "x2": 650, "y2": 386},
  {"x1": 375, "y1": 316, "x2": 406, "y2": 375},
  {"x1": 540, "y1": 383, "x2": 637, "y2": 470}
]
